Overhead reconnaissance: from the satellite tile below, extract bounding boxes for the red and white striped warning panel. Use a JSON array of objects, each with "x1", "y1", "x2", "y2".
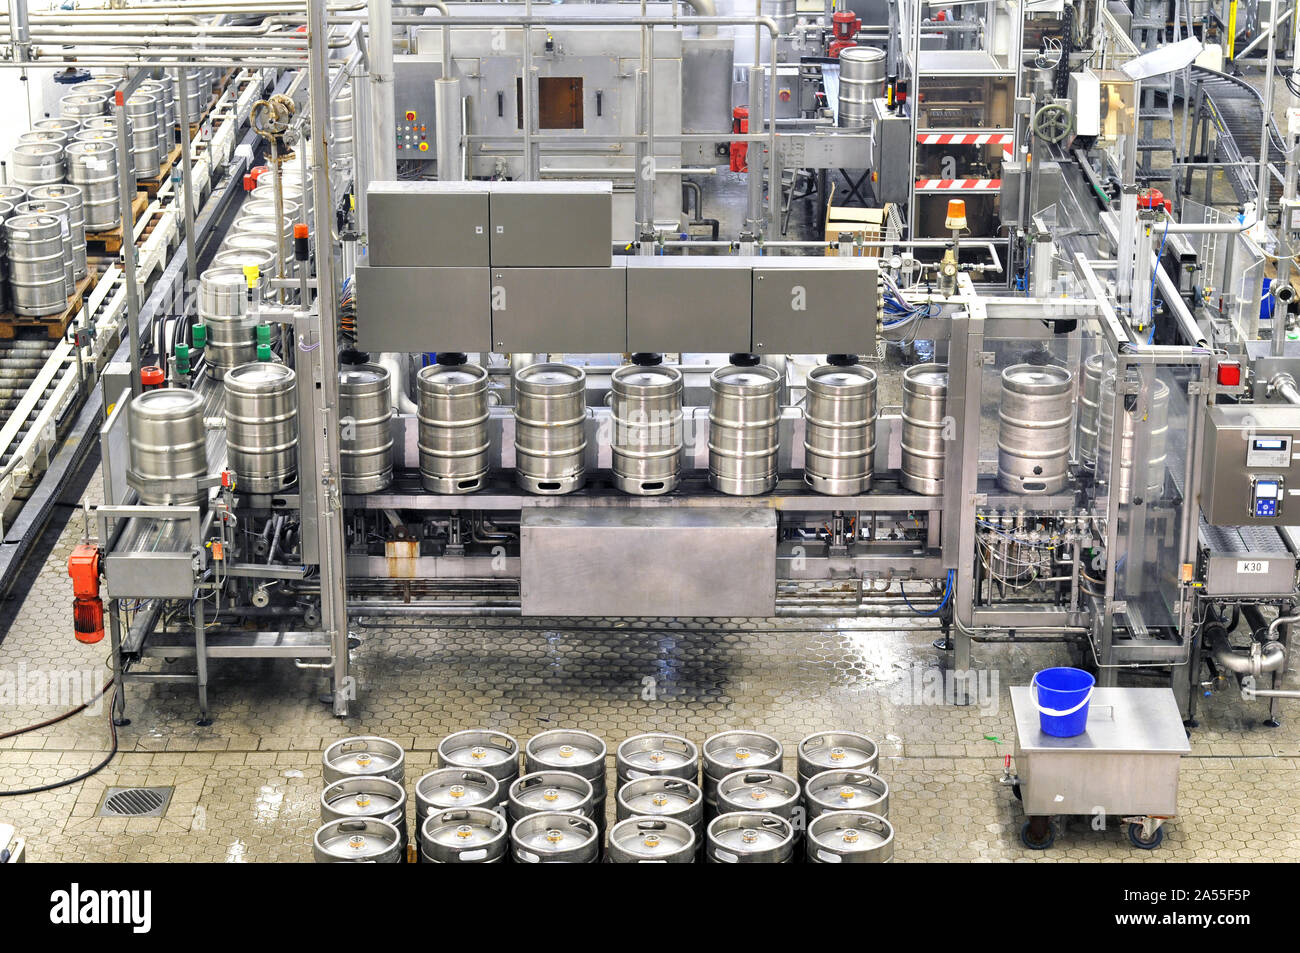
[
  {"x1": 915, "y1": 133, "x2": 1014, "y2": 146},
  {"x1": 914, "y1": 178, "x2": 1003, "y2": 192}
]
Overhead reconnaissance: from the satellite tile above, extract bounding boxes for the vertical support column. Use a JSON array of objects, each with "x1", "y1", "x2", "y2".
[
  {"x1": 434, "y1": 77, "x2": 463, "y2": 181},
  {"x1": 176, "y1": 69, "x2": 199, "y2": 286},
  {"x1": 308, "y1": 0, "x2": 353, "y2": 717},
  {"x1": 634, "y1": 69, "x2": 654, "y2": 242},
  {"x1": 745, "y1": 65, "x2": 765, "y2": 238},
  {"x1": 946, "y1": 274, "x2": 985, "y2": 705},
  {"x1": 367, "y1": 0, "x2": 396, "y2": 185},
  {"x1": 7, "y1": 0, "x2": 29, "y2": 63},
  {"x1": 115, "y1": 91, "x2": 143, "y2": 399}
]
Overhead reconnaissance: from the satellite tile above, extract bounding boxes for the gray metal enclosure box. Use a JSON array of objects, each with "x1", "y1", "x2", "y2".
[
  {"x1": 367, "y1": 182, "x2": 490, "y2": 267},
  {"x1": 625, "y1": 258, "x2": 753, "y2": 352},
  {"x1": 488, "y1": 182, "x2": 613, "y2": 267},
  {"x1": 752, "y1": 258, "x2": 877, "y2": 354},
  {"x1": 520, "y1": 507, "x2": 777, "y2": 616},
  {"x1": 1200, "y1": 404, "x2": 1300, "y2": 526},
  {"x1": 490, "y1": 265, "x2": 627, "y2": 352},
  {"x1": 355, "y1": 263, "x2": 491, "y2": 351}
]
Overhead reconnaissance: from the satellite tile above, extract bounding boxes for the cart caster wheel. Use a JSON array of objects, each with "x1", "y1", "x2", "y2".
[
  {"x1": 1127, "y1": 822, "x2": 1164, "y2": 850},
  {"x1": 1012, "y1": 782, "x2": 1022, "y2": 802},
  {"x1": 1020, "y1": 819, "x2": 1054, "y2": 850}
]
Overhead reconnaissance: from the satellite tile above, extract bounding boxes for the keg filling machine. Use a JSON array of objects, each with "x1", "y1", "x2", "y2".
[{"x1": 0, "y1": 0, "x2": 1278, "y2": 735}]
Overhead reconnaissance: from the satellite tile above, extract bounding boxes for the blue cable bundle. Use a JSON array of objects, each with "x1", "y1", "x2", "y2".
[{"x1": 900, "y1": 569, "x2": 954, "y2": 616}]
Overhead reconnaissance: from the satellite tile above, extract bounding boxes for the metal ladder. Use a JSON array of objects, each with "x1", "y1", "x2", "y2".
[{"x1": 1131, "y1": 0, "x2": 1178, "y2": 197}]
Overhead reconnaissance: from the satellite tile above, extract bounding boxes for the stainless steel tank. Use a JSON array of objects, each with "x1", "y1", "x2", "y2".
[
  {"x1": 137, "y1": 78, "x2": 174, "y2": 160},
  {"x1": 996, "y1": 363, "x2": 1074, "y2": 495},
  {"x1": 436, "y1": 730, "x2": 520, "y2": 787},
  {"x1": 312, "y1": 818, "x2": 403, "y2": 863},
  {"x1": 76, "y1": 120, "x2": 133, "y2": 175},
  {"x1": 610, "y1": 363, "x2": 683, "y2": 495},
  {"x1": 338, "y1": 363, "x2": 393, "y2": 494},
  {"x1": 1078, "y1": 352, "x2": 1106, "y2": 467},
  {"x1": 900, "y1": 363, "x2": 949, "y2": 495},
  {"x1": 198, "y1": 266, "x2": 262, "y2": 379},
  {"x1": 1096, "y1": 372, "x2": 1170, "y2": 503},
  {"x1": 251, "y1": 180, "x2": 305, "y2": 207},
  {"x1": 125, "y1": 387, "x2": 207, "y2": 505},
  {"x1": 18, "y1": 129, "x2": 70, "y2": 151},
  {"x1": 838, "y1": 46, "x2": 887, "y2": 128},
  {"x1": 804, "y1": 363, "x2": 877, "y2": 495},
  {"x1": 34, "y1": 118, "x2": 82, "y2": 138},
  {"x1": 506, "y1": 770, "x2": 596, "y2": 824},
  {"x1": 319, "y1": 776, "x2": 407, "y2": 847},
  {"x1": 616, "y1": 733, "x2": 699, "y2": 789},
  {"x1": 416, "y1": 362, "x2": 490, "y2": 493},
  {"x1": 322, "y1": 735, "x2": 406, "y2": 784},
  {"x1": 513, "y1": 362, "x2": 587, "y2": 494},
  {"x1": 223, "y1": 361, "x2": 298, "y2": 494},
  {"x1": 803, "y1": 768, "x2": 889, "y2": 819},
  {"x1": 59, "y1": 92, "x2": 108, "y2": 122},
  {"x1": 615, "y1": 777, "x2": 705, "y2": 833},
  {"x1": 524, "y1": 729, "x2": 606, "y2": 801},
  {"x1": 607, "y1": 817, "x2": 696, "y2": 863},
  {"x1": 231, "y1": 211, "x2": 293, "y2": 250},
  {"x1": 708, "y1": 364, "x2": 781, "y2": 496},
  {"x1": 0, "y1": 185, "x2": 25, "y2": 204},
  {"x1": 65, "y1": 140, "x2": 118, "y2": 231},
  {"x1": 27, "y1": 184, "x2": 87, "y2": 281},
  {"x1": 414, "y1": 767, "x2": 500, "y2": 837},
  {"x1": 11, "y1": 142, "x2": 64, "y2": 190},
  {"x1": 14, "y1": 199, "x2": 74, "y2": 297},
  {"x1": 796, "y1": 730, "x2": 879, "y2": 784},
  {"x1": 805, "y1": 810, "x2": 894, "y2": 863},
  {"x1": 420, "y1": 807, "x2": 508, "y2": 864},
  {"x1": 126, "y1": 92, "x2": 162, "y2": 178},
  {"x1": 510, "y1": 812, "x2": 600, "y2": 864},
  {"x1": 702, "y1": 730, "x2": 783, "y2": 817},
  {"x1": 0, "y1": 199, "x2": 13, "y2": 314},
  {"x1": 705, "y1": 812, "x2": 794, "y2": 863},
  {"x1": 213, "y1": 246, "x2": 277, "y2": 282},
  {"x1": 716, "y1": 770, "x2": 801, "y2": 821},
  {"x1": 241, "y1": 197, "x2": 300, "y2": 224},
  {"x1": 220, "y1": 231, "x2": 281, "y2": 261},
  {"x1": 173, "y1": 68, "x2": 204, "y2": 122},
  {"x1": 331, "y1": 83, "x2": 355, "y2": 162},
  {"x1": 5, "y1": 213, "x2": 69, "y2": 316}
]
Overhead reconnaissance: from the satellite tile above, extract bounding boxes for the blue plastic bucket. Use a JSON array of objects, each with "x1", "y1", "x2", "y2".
[{"x1": 1030, "y1": 667, "x2": 1095, "y2": 737}]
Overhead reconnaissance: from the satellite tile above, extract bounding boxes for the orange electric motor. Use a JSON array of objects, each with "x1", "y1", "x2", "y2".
[{"x1": 67, "y1": 543, "x2": 104, "y2": 644}]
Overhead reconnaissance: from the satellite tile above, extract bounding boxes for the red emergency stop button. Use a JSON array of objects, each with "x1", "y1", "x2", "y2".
[
  {"x1": 1217, "y1": 360, "x2": 1242, "y2": 387},
  {"x1": 405, "y1": 110, "x2": 417, "y2": 121}
]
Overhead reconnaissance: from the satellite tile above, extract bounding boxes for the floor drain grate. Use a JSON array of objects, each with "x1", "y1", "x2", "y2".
[{"x1": 97, "y1": 786, "x2": 173, "y2": 818}]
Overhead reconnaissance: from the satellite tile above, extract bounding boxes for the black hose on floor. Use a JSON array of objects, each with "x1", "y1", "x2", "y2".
[{"x1": 0, "y1": 682, "x2": 121, "y2": 797}]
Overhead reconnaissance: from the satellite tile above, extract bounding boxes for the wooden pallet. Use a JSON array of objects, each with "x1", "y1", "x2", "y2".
[
  {"x1": 0, "y1": 270, "x2": 96, "y2": 341},
  {"x1": 137, "y1": 144, "x2": 184, "y2": 197},
  {"x1": 84, "y1": 192, "x2": 150, "y2": 254}
]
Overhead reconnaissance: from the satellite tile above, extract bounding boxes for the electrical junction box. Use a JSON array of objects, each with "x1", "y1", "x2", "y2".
[
  {"x1": 1068, "y1": 71, "x2": 1101, "y2": 138},
  {"x1": 1200, "y1": 404, "x2": 1300, "y2": 526}
]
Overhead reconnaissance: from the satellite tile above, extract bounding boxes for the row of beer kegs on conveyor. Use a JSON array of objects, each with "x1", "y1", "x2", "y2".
[{"x1": 312, "y1": 728, "x2": 893, "y2": 864}]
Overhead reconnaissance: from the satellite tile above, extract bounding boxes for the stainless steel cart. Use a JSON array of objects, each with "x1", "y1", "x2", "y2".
[{"x1": 1010, "y1": 686, "x2": 1190, "y2": 850}]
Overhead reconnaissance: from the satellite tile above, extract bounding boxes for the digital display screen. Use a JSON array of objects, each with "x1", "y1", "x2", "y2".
[
  {"x1": 1256, "y1": 481, "x2": 1279, "y2": 500},
  {"x1": 1254, "y1": 438, "x2": 1286, "y2": 451}
]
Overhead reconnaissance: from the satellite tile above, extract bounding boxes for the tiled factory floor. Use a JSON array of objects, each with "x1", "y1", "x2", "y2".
[{"x1": 0, "y1": 467, "x2": 1297, "y2": 862}]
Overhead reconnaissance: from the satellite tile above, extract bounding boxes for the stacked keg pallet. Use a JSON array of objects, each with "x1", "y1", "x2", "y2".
[{"x1": 313, "y1": 728, "x2": 893, "y2": 864}]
